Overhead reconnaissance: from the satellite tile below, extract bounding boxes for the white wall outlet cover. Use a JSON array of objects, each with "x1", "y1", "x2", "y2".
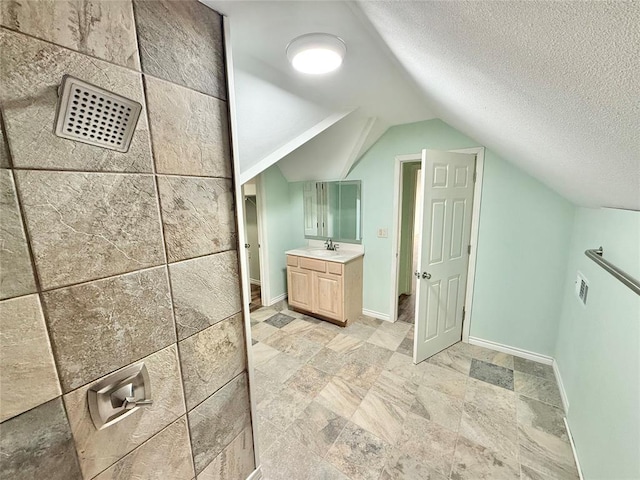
[
  {"x1": 575, "y1": 271, "x2": 589, "y2": 305},
  {"x1": 377, "y1": 228, "x2": 388, "y2": 238}
]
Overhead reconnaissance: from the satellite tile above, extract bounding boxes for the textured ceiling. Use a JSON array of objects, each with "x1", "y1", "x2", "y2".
[
  {"x1": 208, "y1": 0, "x2": 639, "y2": 208},
  {"x1": 355, "y1": 1, "x2": 640, "y2": 209},
  {"x1": 204, "y1": 0, "x2": 436, "y2": 181}
]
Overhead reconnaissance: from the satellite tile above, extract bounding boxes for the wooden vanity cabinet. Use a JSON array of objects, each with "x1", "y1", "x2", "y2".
[{"x1": 286, "y1": 254, "x2": 363, "y2": 326}]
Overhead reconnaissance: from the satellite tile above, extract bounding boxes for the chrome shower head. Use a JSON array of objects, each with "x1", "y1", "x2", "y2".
[{"x1": 54, "y1": 75, "x2": 142, "y2": 153}]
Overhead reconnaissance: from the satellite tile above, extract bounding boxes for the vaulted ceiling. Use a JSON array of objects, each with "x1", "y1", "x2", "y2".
[{"x1": 206, "y1": 0, "x2": 639, "y2": 210}]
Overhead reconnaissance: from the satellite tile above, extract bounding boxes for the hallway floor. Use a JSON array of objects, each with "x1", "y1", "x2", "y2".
[
  {"x1": 250, "y1": 305, "x2": 580, "y2": 480},
  {"x1": 249, "y1": 283, "x2": 262, "y2": 312}
]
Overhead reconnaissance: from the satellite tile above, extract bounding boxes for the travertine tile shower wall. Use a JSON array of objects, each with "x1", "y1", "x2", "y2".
[{"x1": 0, "y1": 1, "x2": 255, "y2": 479}]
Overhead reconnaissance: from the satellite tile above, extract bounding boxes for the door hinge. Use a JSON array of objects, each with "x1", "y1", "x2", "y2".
[
  {"x1": 462, "y1": 306, "x2": 466, "y2": 322},
  {"x1": 467, "y1": 244, "x2": 471, "y2": 255},
  {"x1": 473, "y1": 171, "x2": 477, "y2": 182}
]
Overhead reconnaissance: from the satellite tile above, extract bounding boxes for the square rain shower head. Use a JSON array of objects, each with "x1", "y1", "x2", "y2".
[{"x1": 54, "y1": 75, "x2": 142, "y2": 153}]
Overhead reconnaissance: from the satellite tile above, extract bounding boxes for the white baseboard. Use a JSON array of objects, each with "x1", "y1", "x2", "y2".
[
  {"x1": 467, "y1": 336, "x2": 554, "y2": 365},
  {"x1": 563, "y1": 418, "x2": 584, "y2": 480},
  {"x1": 246, "y1": 466, "x2": 263, "y2": 480},
  {"x1": 266, "y1": 292, "x2": 287, "y2": 307},
  {"x1": 362, "y1": 308, "x2": 391, "y2": 322},
  {"x1": 553, "y1": 359, "x2": 570, "y2": 413},
  {"x1": 250, "y1": 279, "x2": 261, "y2": 286}
]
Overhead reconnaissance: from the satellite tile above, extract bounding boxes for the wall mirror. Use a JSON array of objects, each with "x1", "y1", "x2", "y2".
[{"x1": 303, "y1": 180, "x2": 362, "y2": 243}]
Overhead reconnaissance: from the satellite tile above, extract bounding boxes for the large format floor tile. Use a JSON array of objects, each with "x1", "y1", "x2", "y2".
[{"x1": 249, "y1": 305, "x2": 579, "y2": 480}]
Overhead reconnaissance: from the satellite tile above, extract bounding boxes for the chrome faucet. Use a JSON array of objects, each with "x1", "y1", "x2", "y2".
[{"x1": 324, "y1": 238, "x2": 339, "y2": 251}]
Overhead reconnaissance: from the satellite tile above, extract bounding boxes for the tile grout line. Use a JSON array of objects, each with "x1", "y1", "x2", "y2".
[
  {"x1": 447, "y1": 358, "x2": 473, "y2": 479},
  {"x1": 86, "y1": 414, "x2": 191, "y2": 479},
  {"x1": 10, "y1": 247, "x2": 239, "y2": 298},
  {"x1": 8, "y1": 165, "x2": 233, "y2": 180},
  {"x1": 0, "y1": 25, "x2": 228, "y2": 103},
  {"x1": 132, "y1": 8, "x2": 199, "y2": 473},
  {"x1": 3, "y1": 113, "x2": 83, "y2": 471}
]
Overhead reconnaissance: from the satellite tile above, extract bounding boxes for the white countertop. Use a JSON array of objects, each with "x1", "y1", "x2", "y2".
[{"x1": 285, "y1": 246, "x2": 364, "y2": 264}]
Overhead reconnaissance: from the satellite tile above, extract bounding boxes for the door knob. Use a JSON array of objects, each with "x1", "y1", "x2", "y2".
[{"x1": 415, "y1": 271, "x2": 431, "y2": 279}]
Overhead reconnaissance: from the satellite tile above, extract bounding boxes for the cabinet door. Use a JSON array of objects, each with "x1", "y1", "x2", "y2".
[
  {"x1": 287, "y1": 266, "x2": 313, "y2": 310},
  {"x1": 313, "y1": 272, "x2": 343, "y2": 320}
]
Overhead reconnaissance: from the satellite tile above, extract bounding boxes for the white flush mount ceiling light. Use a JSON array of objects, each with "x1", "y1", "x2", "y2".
[{"x1": 286, "y1": 33, "x2": 346, "y2": 74}]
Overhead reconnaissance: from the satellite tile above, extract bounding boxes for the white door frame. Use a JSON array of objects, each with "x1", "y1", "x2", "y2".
[
  {"x1": 254, "y1": 175, "x2": 270, "y2": 307},
  {"x1": 389, "y1": 147, "x2": 484, "y2": 343},
  {"x1": 389, "y1": 154, "x2": 422, "y2": 324}
]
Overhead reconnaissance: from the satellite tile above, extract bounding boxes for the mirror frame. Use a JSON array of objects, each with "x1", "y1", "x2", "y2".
[{"x1": 303, "y1": 180, "x2": 362, "y2": 244}]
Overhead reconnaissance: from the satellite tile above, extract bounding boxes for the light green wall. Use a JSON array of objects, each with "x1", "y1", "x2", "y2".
[
  {"x1": 555, "y1": 208, "x2": 640, "y2": 479},
  {"x1": 347, "y1": 119, "x2": 575, "y2": 355},
  {"x1": 288, "y1": 181, "x2": 307, "y2": 248},
  {"x1": 260, "y1": 165, "x2": 302, "y2": 302},
  {"x1": 469, "y1": 149, "x2": 575, "y2": 355}
]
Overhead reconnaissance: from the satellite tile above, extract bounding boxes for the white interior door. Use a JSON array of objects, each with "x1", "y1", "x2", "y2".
[{"x1": 414, "y1": 149, "x2": 475, "y2": 363}]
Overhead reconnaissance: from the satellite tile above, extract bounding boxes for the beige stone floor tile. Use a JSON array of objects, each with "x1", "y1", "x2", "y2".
[
  {"x1": 516, "y1": 395, "x2": 568, "y2": 441},
  {"x1": 256, "y1": 416, "x2": 284, "y2": 454},
  {"x1": 420, "y1": 362, "x2": 469, "y2": 398},
  {"x1": 261, "y1": 434, "x2": 348, "y2": 480},
  {"x1": 395, "y1": 413, "x2": 458, "y2": 476},
  {"x1": 289, "y1": 401, "x2": 348, "y2": 458},
  {"x1": 460, "y1": 379, "x2": 519, "y2": 458},
  {"x1": 335, "y1": 358, "x2": 383, "y2": 391},
  {"x1": 316, "y1": 377, "x2": 367, "y2": 419},
  {"x1": 250, "y1": 307, "x2": 278, "y2": 323},
  {"x1": 380, "y1": 449, "x2": 447, "y2": 480},
  {"x1": 352, "y1": 388, "x2": 407, "y2": 444},
  {"x1": 410, "y1": 384, "x2": 463, "y2": 432},
  {"x1": 384, "y1": 351, "x2": 426, "y2": 384},
  {"x1": 252, "y1": 342, "x2": 280, "y2": 367},
  {"x1": 518, "y1": 425, "x2": 579, "y2": 480},
  {"x1": 368, "y1": 328, "x2": 406, "y2": 351},
  {"x1": 280, "y1": 318, "x2": 317, "y2": 335},
  {"x1": 307, "y1": 348, "x2": 346, "y2": 375},
  {"x1": 326, "y1": 333, "x2": 364, "y2": 353},
  {"x1": 262, "y1": 330, "x2": 322, "y2": 362},
  {"x1": 326, "y1": 422, "x2": 391, "y2": 480},
  {"x1": 449, "y1": 435, "x2": 520, "y2": 480},
  {"x1": 248, "y1": 306, "x2": 578, "y2": 480},
  {"x1": 427, "y1": 347, "x2": 473, "y2": 375},
  {"x1": 514, "y1": 371, "x2": 563, "y2": 408},
  {"x1": 304, "y1": 325, "x2": 339, "y2": 345},
  {"x1": 449, "y1": 342, "x2": 515, "y2": 370},
  {"x1": 257, "y1": 385, "x2": 312, "y2": 431},
  {"x1": 285, "y1": 365, "x2": 331, "y2": 397},
  {"x1": 254, "y1": 352, "x2": 304, "y2": 384},
  {"x1": 371, "y1": 370, "x2": 417, "y2": 411},
  {"x1": 251, "y1": 322, "x2": 279, "y2": 342}
]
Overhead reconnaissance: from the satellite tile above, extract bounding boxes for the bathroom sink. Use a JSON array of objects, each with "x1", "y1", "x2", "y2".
[
  {"x1": 309, "y1": 249, "x2": 339, "y2": 257},
  {"x1": 285, "y1": 246, "x2": 364, "y2": 264}
]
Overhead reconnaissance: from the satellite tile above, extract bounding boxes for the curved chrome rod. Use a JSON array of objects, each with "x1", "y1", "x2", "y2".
[{"x1": 585, "y1": 247, "x2": 640, "y2": 296}]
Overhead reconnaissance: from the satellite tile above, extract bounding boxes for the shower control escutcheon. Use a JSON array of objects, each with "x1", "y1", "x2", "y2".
[{"x1": 88, "y1": 362, "x2": 152, "y2": 430}]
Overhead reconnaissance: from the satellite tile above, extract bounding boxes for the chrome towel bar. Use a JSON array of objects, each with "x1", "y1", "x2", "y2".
[{"x1": 585, "y1": 247, "x2": 640, "y2": 296}]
